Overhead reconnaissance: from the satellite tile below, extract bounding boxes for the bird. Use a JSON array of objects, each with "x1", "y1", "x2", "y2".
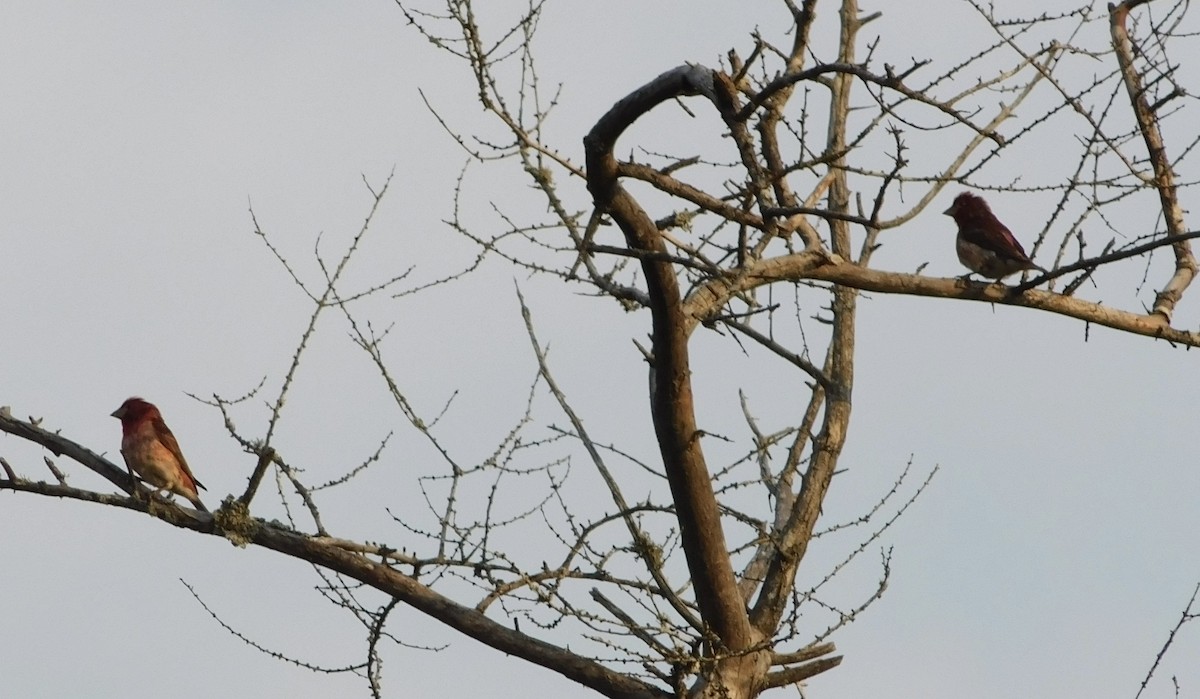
[
  {"x1": 111, "y1": 397, "x2": 208, "y2": 512},
  {"x1": 943, "y1": 192, "x2": 1045, "y2": 280}
]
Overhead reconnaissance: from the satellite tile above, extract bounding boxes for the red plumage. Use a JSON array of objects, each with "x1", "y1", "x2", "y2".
[
  {"x1": 943, "y1": 192, "x2": 1044, "y2": 279},
  {"x1": 111, "y1": 397, "x2": 207, "y2": 512}
]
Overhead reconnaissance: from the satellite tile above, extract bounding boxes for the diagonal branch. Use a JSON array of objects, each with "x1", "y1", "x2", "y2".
[
  {"x1": 0, "y1": 410, "x2": 136, "y2": 495},
  {"x1": 516, "y1": 287, "x2": 702, "y2": 633},
  {"x1": 0, "y1": 421, "x2": 668, "y2": 699},
  {"x1": 1111, "y1": 1, "x2": 1197, "y2": 321}
]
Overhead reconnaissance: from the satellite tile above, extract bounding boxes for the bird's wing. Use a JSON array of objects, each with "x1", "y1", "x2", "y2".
[
  {"x1": 152, "y1": 416, "x2": 205, "y2": 491},
  {"x1": 959, "y1": 219, "x2": 1032, "y2": 262}
]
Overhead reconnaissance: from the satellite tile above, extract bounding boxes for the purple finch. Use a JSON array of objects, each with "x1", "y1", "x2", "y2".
[
  {"x1": 111, "y1": 397, "x2": 208, "y2": 512},
  {"x1": 943, "y1": 192, "x2": 1044, "y2": 279}
]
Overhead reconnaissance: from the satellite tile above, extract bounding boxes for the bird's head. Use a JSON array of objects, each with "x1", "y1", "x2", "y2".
[
  {"x1": 943, "y1": 192, "x2": 991, "y2": 224},
  {"x1": 111, "y1": 397, "x2": 158, "y2": 425}
]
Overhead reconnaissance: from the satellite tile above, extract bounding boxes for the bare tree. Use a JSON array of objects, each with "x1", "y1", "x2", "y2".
[{"x1": 4, "y1": 1, "x2": 1199, "y2": 697}]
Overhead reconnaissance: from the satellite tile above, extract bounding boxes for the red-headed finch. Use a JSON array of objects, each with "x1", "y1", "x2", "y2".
[
  {"x1": 111, "y1": 397, "x2": 208, "y2": 512},
  {"x1": 943, "y1": 192, "x2": 1045, "y2": 280}
]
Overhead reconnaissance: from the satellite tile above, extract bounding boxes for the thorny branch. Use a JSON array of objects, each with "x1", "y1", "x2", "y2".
[{"x1": 1136, "y1": 581, "x2": 1200, "y2": 699}]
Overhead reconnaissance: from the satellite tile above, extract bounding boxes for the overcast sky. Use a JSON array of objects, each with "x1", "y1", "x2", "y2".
[{"x1": 3, "y1": 2, "x2": 1198, "y2": 698}]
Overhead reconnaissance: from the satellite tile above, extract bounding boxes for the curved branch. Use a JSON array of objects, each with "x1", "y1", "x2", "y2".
[{"x1": 584, "y1": 64, "x2": 761, "y2": 657}]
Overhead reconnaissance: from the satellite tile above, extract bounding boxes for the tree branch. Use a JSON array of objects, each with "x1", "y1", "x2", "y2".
[
  {"x1": 0, "y1": 427, "x2": 669, "y2": 699},
  {"x1": 1111, "y1": 1, "x2": 1198, "y2": 321},
  {"x1": 584, "y1": 63, "x2": 762, "y2": 661}
]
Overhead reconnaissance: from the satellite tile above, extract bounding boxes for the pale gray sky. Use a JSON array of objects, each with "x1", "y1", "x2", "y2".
[{"x1": 3, "y1": 2, "x2": 1198, "y2": 698}]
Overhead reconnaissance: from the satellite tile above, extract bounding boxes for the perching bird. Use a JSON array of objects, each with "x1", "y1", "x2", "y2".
[
  {"x1": 943, "y1": 192, "x2": 1045, "y2": 280},
  {"x1": 111, "y1": 397, "x2": 208, "y2": 512}
]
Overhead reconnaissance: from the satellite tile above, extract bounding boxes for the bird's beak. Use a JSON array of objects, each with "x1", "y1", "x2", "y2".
[
  {"x1": 110, "y1": 407, "x2": 124, "y2": 419},
  {"x1": 942, "y1": 204, "x2": 956, "y2": 217}
]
